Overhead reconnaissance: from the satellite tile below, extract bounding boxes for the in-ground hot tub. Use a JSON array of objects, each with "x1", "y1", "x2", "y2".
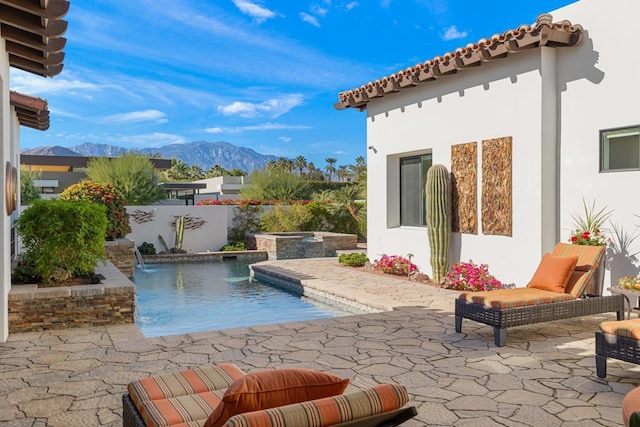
[{"x1": 246, "y1": 231, "x2": 358, "y2": 260}]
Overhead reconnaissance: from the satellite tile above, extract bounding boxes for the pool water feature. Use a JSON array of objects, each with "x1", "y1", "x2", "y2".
[{"x1": 133, "y1": 260, "x2": 359, "y2": 337}]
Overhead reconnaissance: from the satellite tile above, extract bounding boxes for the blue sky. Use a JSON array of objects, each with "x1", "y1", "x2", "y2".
[{"x1": 12, "y1": 0, "x2": 576, "y2": 167}]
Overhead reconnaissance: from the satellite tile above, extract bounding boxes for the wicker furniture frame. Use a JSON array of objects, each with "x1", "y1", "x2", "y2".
[
  {"x1": 123, "y1": 394, "x2": 418, "y2": 427},
  {"x1": 595, "y1": 330, "x2": 640, "y2": 378},
  {"x1": 455, "y1": 294, "x2": 625, "y2": 346},
  {"x1": 455, "y1": 243, "x2": 625, "y2": 347}
]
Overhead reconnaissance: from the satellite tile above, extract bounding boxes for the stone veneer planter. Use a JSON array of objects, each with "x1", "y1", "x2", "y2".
[
  {"x1": 8, "y1": 261, "x2": 135, "y2": 334},
  {"x1": 246, "y1": 232, "x2": 358, "y2": 260},
  {"x1": 104, "y1": 238, "x2": 135, "y2": 278}
]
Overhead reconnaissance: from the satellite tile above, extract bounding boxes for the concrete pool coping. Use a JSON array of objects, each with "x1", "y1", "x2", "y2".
[{"x1": 1, "y1": 256, "x2": 639, "y2": 426}]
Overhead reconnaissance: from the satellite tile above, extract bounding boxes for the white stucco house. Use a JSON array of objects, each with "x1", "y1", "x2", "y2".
[
  {"x1": 0, "y1": 0, "x2": 69, "y2": 342},
  {"x1": 335, "y1": 0, "x2": 640, "y2": 290}
]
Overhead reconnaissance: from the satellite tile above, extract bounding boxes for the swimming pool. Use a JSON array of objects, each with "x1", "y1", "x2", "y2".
[{"x1": 133, "y1": 261, "x2": 359, "y2": 337}]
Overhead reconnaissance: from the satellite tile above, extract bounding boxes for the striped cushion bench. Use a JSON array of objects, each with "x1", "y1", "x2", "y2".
[
  {"x1": 223, "y1": 383, "x2": 413, "y2": 427},
  {"x1": 127, "y1": 364, "x2": 245, "y2": 427}
]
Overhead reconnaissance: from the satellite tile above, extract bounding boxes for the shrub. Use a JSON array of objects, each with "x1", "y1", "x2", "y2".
[
  {"x1": 227, "y1": 203, "x2": 263, "y2": 246},
  {"x1": 338, "y1": 252, "x2": 369, "y2": 267},
  {"x1": 442, "y1": 260, "x2": 504, "y2": 292},
  {"x1": 137, "y1": 242, "x2": 156, "y2": 255},
  {"x1": 16, "y1": 199, "x2": 108, "y2": 285},
  {"x1": 60, "y1": 181, "x2": 131, "y2": 239},
  {"x1": 20, "y1": 169, "x2": 41, "y2": 205},
  {"x1": 240, "y1": 168, "x2": 312, "y2": 201},
  {"x1": 220, "y1": 242, "x2": 247, "y2": 251},
  {"x1": 86, "y1": 153, "x2": 166, "y2": 205},
  {"x1": 373, "y1": 254, "x2": 417, "y2": 276}
]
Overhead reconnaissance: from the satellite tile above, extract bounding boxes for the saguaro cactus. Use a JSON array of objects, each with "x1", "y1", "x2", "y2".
[
  {"x1": 426, "y1": 164, "x2": 451, "y2": 284},
  {"x1": 174, "y1": 215, "x2": 185, "y2": 251}
]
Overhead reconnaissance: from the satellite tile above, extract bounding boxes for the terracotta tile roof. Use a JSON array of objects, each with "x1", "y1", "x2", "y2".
[
  {"x1": 10, "y1": 90, "x2": 50, "y2": 130},
  {"x1": 335, "y1": 13, "x2": 583, "y2": 111},
  {"x1": 0, "y1": 0, "x2": 70, "y2": 77}
]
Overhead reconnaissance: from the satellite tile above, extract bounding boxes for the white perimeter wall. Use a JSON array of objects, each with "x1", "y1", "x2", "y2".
[
  {"x1": 366, "y1": 51, "x2": 545, "y2": 286},
  {"x1": 554, "y1": 0, "x2": 640, "y2": 288},
  {"x1": 126, "y1": 206, "x2": 230, "y2": 253}
]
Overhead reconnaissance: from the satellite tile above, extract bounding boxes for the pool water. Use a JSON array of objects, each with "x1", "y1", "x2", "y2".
[{"x1": 133, "y1": 261, "x2": 358, "y2": 337}]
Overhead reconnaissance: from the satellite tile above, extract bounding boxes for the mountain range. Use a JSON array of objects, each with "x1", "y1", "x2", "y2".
[{"x1": 21, "y1": 141, "x2": 279, "y2": 172}]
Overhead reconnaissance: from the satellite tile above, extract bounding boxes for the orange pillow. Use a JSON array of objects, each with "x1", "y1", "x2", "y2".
[
  {"x1": 204, "y1": 368, "x2": 350, "y2": 427},
  {"x1": 527, "y1": 253, "x2": 578, "y2": 293}
]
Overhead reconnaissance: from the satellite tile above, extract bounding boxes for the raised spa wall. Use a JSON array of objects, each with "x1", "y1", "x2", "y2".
[{"x1": 246, "y1": 232, "x2": 358, "y2": 260}]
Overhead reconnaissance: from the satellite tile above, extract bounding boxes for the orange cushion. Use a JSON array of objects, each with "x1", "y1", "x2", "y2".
[
  {"x1": 204, "y1": 368, "x2": 350, "y2": 427},
  {"x1": 527, "y1": 253, "x2": 578, "y2": 293},
  {"x1": 623, "y1": 387, "x2": 640, "y2": 427},
  {"x1": 600, "y1": 319, "x2": 640, "y2": 340},
  {"x1": 459, "y1": 287, "x2": 575, "y2": 309}
]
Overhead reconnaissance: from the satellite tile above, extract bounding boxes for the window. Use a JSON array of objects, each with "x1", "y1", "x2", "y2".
[
  {"x1": 400, "y1": 154, "x2": 432, "y2": 226},
  {"x1": 601, "y1": 126, "x2": 640, "y2": 171}
]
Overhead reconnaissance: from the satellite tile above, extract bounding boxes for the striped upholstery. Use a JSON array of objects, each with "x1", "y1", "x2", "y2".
[
  {"x1": 459, "y1": 287, "x2": 575, "y2": 309},
  {"x1": 600, "y1": 319, "x2": 640, "y2": 340},
  {"x1": 128, "y1": 364, "x2": 245, "y2": 427},
  {"x1": 222, "y1": 384, "x2": 409, "y2": 427},
  {"x1": 551, "y1": 243, "x2": 604, "y2": 297}
]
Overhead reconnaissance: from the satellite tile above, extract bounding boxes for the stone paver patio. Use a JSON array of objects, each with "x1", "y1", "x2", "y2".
[{"x1": 1, "y1": 257, "x2": 639, "y2": 426}]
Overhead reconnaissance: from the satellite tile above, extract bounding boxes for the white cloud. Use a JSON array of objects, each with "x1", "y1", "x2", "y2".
[
  {"x1": 300, "y1": 12, "x2": 320, "y2": 27},
  {"x1": 10, "y1": 69, "x2": 99, "y2": 96},
  {"x1": 205, "y1": 122, "x2": 311, "y2": 134},
  {"x1": 441, "y1": 25, "x2": 468, "y2": 41},
  {"x1": 102, "y1": 109, "x2": 167, "y2": 124},
  {"x1": 278, "y1": 136, "x2": 292, "y2": 143},
  {"x1": 217, "y1": 94, "x2": 304, "y2": 118},
  {"x1": 232, "y1": 0, "x2": 277, "y2": 23},
  {"x1": 345, "y1": 2, "x2": 359, "y2": 10},
  {"x1": 310, "y1": 5, "x2": 329, "y2": 17}
]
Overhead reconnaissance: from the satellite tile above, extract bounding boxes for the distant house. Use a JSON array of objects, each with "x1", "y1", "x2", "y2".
[
  {"x1": 20, "y1": 154, "x2": 172, "y2": 196},
  {"x1": 335, "y1": 0, "x2": 640, "y2": 290},
  {"x1": 1, "y1": 1, "x2": 70, "y2": 342}
]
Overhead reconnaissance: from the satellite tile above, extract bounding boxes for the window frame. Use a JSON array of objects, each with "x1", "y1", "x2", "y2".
[
  {"x1": 600, "y1": 125, "x2": 640, "y2": 172},
  {"x1": 399, "y1": 153, "x2": 432, "y2": 227}
]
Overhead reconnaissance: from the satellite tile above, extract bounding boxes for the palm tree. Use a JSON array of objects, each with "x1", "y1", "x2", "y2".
[
  {"x1": 164, "y1": 159, "x2": 190, "y2": 181},
  {"x1": 325, "y1": 157, "x2": 337, "y2": 182},
  {"x1": 355, "y1": 156, "x2": 365, "y2": 167},
  {"x1": 294, "y1": 155, "x2": 307, "y2": 175},
  {"x1": 337, "y1": 165, "x2": 349, "y2": 182}
]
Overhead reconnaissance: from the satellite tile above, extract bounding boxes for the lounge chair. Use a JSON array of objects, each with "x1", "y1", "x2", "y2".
[
  {"x1": 455, "y1": 243, "x2": 625, "y2": 346},
  {"x1": 595, "y1": 318, "x2": 640, "y2": 378},
  {"x1": 123, "y1": 364, "x2": 417, "y2": 427}
]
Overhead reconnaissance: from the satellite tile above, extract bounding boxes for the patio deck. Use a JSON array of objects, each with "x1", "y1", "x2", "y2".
[{"x1": 1, "y1": 257, "x2": 639, "y2": 426}]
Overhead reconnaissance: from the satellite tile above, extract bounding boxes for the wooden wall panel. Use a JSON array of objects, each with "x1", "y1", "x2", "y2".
[
  {"x1": 481, "y1": 137, "x2": 512, "y2": 236},
  {"x1": 451, "y1": 142, "x2": 477, "y2": 234}
]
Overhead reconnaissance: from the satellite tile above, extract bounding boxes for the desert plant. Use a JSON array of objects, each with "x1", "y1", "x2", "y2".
[
  {"x1": 174, "y1": 215, "x2": 185, "y2": 252},
  {"x1": 338, "y1": 252, "x2": 369, "y2": 267},
  {"x1": 426, "y1": 164, "x2": 451, "y2": 284},
  {"x1": 16, "y1": 199, "x2": 108, "y2": 285},
  {"x1": 60, "y1": 181, "x2": 131, "y2": 240},
  {"x1": 137, "y1": 242, "x2": 156, "y2": 255},
  {"x1": 86, "y1": 153, "x2": 166, "y2": 205}
]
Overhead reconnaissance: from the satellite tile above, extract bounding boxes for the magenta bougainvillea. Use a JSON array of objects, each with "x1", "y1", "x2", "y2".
[
  {"x1": 443, "y1": 260, "x2": 505, "y2": 292},
  {"x1": 60, "y1": 181, "x2": 131, "y2": 240},
  {"x1": 373, "y1": 254, "x2": 417, "y2": 276}
]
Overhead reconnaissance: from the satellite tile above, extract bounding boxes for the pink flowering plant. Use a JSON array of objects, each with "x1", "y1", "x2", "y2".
[
  {"x1": 373, "y1": 254, "x2": 417, "y2": 276},
  {"x1": 443, "y1": 260, "x2": 505, "y2": 292}
]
